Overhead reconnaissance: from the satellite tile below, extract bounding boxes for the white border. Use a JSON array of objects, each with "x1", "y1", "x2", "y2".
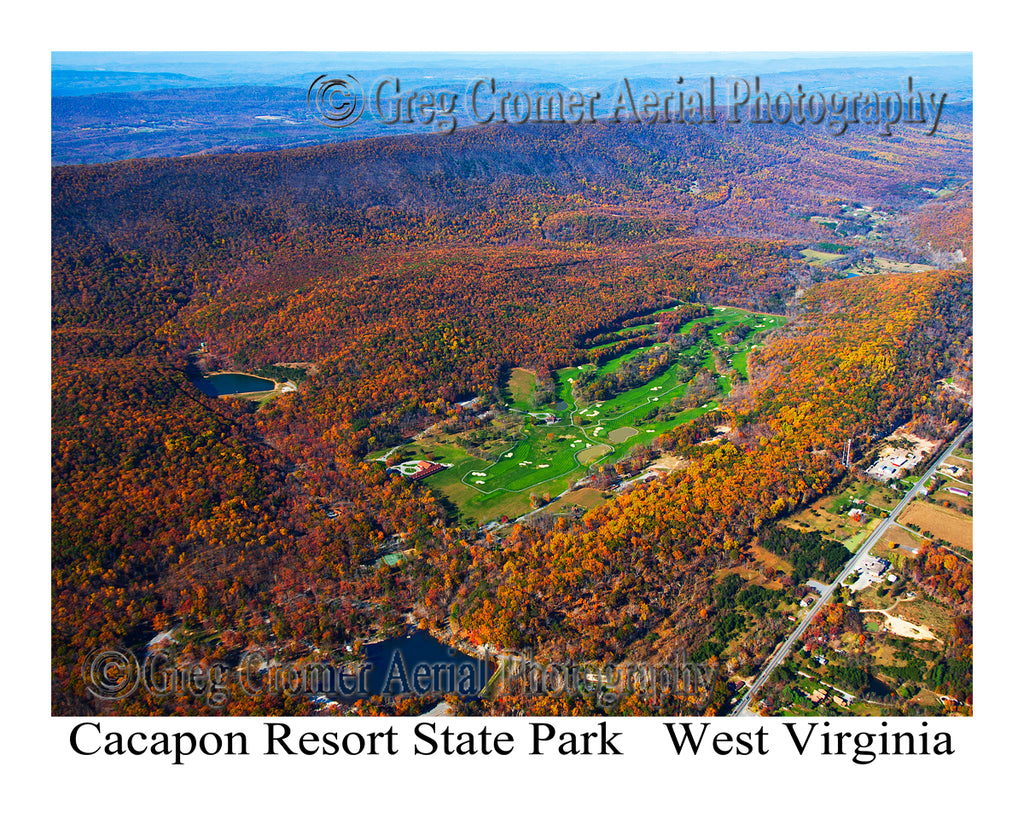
[{"x1": 16, "y1": 2, "x2": 1020, "y2": 814}]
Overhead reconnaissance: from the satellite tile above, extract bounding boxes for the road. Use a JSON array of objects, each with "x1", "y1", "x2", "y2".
[{"x1": 730, "y1": 420, "x2": 973, "y2": 716}]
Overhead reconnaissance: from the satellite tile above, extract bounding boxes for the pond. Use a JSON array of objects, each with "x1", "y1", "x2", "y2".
[
  {"x1": 196, "y1": 372, "x2": 275, "y2": 396},
  {"x1": 331, "y1": 630, "x2": 493, "y2": 701}
]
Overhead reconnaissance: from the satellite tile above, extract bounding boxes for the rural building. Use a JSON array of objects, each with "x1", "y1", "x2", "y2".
[
  {"x1": 861, "y1": 556, "x2": 891, "y2": 582},
  {"x1": 375, "y1": 553, "x2": 405, "y2": 569},
  {"x1": 948, "y1": 486, "x2": 971, "y2": 497},
  {"x1": 389, "y1": 460, "x2": 448, "y2": 481}
]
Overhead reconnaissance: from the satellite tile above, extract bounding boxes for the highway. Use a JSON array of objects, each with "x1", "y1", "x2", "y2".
[{"x1": 730, "y1": 420, "x2": 973, "y2": 716}]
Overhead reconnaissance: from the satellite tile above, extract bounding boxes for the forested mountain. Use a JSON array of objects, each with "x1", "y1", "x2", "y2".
[{"x1": 52, "y1": 113, "x2": 972, "y2": 715}]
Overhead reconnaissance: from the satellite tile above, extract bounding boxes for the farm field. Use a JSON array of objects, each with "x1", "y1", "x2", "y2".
[
  {"x1": 898, "y1": 501, "x2": 973, "y2": 552},
  {"x1": 379, "y1": 302, "x2": 786, "y2": 524}
]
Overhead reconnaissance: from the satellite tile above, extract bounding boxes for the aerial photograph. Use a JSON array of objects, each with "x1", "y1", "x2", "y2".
[{"x1": 52, "y1": 51, "x2": 973, "y2": 720}]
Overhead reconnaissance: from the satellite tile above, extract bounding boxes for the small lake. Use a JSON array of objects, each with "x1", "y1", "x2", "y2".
[
  {"x1": 329, "y1": 630, "x2": 493, "y2": 701},
  {"x1": 196, "y1": 372, "x2": 275, "y2": 396}
]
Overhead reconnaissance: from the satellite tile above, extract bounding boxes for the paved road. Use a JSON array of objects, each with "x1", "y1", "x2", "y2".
[{"x1": 730, "y1": 421, "x2": 973, "y2": 716}]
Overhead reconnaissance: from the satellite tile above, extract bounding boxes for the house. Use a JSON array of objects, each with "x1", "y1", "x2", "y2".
[{"x1": 861, "y1": 556, "x2": 891, "y2": 582}]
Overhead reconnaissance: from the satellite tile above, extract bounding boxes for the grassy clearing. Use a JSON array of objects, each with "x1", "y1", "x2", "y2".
[
  {"x1": 876, "y1": 525, "x2": 923, "y2": 555},
  {"x1": 783, "y1": 500, "x2": 874, "y2": 543},
  {"x1": 747, "y1": 544, "x2": 794, "y2": 576},
  {"x1": 931, "y1": 488, "x2": 972, "y2": 514},
  {"x1": 832, "y1": 479, "x2": 899, "y2": 513},
  {"x1": 732, "y1": 350, "x2": 749, "y2": 379},
  {"x1": 506, "y1": 368, "x2": 538, "y2": 411},
  {"x1": 800, "y1": 248, "x2": 845, "y2": 265},
  {"x1": 841, "y1": 519, "x2": 880, "y2": 552},
  {"x1": 544, "y1": 488, "x2": 609, "y2": 515}
]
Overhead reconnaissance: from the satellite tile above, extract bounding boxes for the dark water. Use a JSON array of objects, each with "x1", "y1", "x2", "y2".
[
  {"x1": 330, "y1": 630, "x2": 493, "y2": 701},
  {"x1": 196, "y1": 372, "x2": 275, "y2": 396}
]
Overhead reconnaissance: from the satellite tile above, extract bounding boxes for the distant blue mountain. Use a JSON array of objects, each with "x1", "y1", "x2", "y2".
[{"x1": 52, "y1": 69, "x2": 211, "y2": 96}]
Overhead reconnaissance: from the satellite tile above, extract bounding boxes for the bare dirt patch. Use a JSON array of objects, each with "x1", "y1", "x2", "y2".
[
  {"x1": 697, "y1": 427, "x2": 731, "y2": 446},
  {"x1": 898, "y1": 501, "x2": 973, "y2": 551},
  {"x1": 877, "y1": 612, "x2": 937, "y2": 641},
  {"x1": 649, "y1": 453, "x2": 687, "y2": 473}
]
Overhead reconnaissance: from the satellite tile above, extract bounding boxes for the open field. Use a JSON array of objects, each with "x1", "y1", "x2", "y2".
[
  {"x1": 731, "y1": 350, "x2": 749, "y2": 379},
  {"x1": 543, "y1": 488, "x2": 609, "y2": 515},
  {"x1": 747, "y1": 544, "x2": 794, "y2": 576},
  {"x1": 830, "y1": 478, "x2": 898, "y2": 513},
  {"x1": 506, "y1": 368, "x2": 538, "y2": 410},
  {"x1": 875, "y1": 525, "x2": 923, "y2": 555},
  {"x1": 931, "y1": 485, "x2": 972, "y2": 514},
  {"x1": 800, "y1": 248, "x2": 844, "y2": 265},
  {"x1": 783, "y1": 500, "x2": 876, "y2": 543},
  {"x1": 892, "y1": 597, "x2": 954, "y2": 639},
  {"x1": 866, "y1": 256, "x2": 936, "y2": 274},
  {"x1": 945, "y1": 455, "x2": 973, "y2": 470},
  {"x1": 898, "y1": 501, "x2": 973, "y2": 551},
  {"x1": 841, "y1": 518, "x2": 880, "y2": 552}
]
